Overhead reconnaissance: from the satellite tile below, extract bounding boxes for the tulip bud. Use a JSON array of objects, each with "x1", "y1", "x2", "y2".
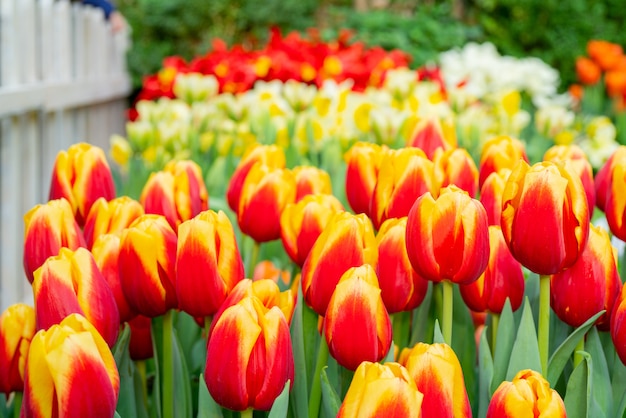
[
  {"x1": 21, "y1": 314, "x2": 120, "y2": 418},
  {"x1": 292, "y1": 165, "x2": 333, "y2": 201},
  {"x1": 399, "y1": 342, "x2": 472, "y2": 417},
  {"x1": 280, "y1": 194, "x2": 344, "y2": 267},
  {"x1": 83, "y1": 196, "x2": 144, "y2": 249},
  {"x1": 176, "y1": 210, "x2": 245, "y2": 318},
  {"x1": 301, "y1": 211, "x2": 378, "y2": 316},
  {"x1": 487, "y1": 369, "x2": 566, "y2": 417},
  {"x1": 406, "y1": 186, "x2": 490, "y2": 285},
  {"x1": 337, "y1": 361, "x2": 424, "y2": 418},
  {"x1": 0, "y1": 304, "x2": 35, "y2": 394},
  {"x1": 611, "y1": 285, "x2": 626, "y2": 365},
  {"x1": 128, "y1": 315, "x2": 154, "y2": 361},
  {"x1": 406, "y1": 117, "x2": 457, "y2": 160},
  {"x1": 33, "y1": 247, "x2": 120, "y2": 347},
  {"x1": 551, "y1": 224, "x2": 622, "y2": 330},
  {"x1": 119, "y1": 214, "x2": 178, "y2": 317},
  {"x1": 479, "y1": 169, "x2": 511, "y2": 226},
  {"x1": 48, "y1": 142, "x2": 116, "y2": 226},
  {"x1": 543, "y1": 144, "x2": 596, "y2": 210},
  {"x1": 344, "y1": 142, "x2": 386, "y2": 216},
  {"x1": 501, "y1": 160, "x2": 590, "y2": 275},
  {"x1": 370, "y1": 148, "x2": 436, "y2": 230},
  {"x1": 459, "y1": 225, "x2": 525, "y2": 313},
  {"x1": 324, "y1": 265, "x2": 392, "y2": 370},
  {"x1": 478, "y1": 135, "x2": 528, "y2": 188},
  {"x1": 237, "y1": 163, "x2": 296, "y2": 243},
  {"x1": 433, "y1": 147, "x2": 479, "y2": 198},
  {"x1": 205, "y1": 296, "x2": 294, "y2": 411},
  {"x1": 23, "y1": 198, "x2": 86, "y2": 283},
  {"x1": 227, "y1": 144, "x2": 286, "y2": 212},
  {"x1": 376, "y1": 217, "x2": 429, "y2": 313}
]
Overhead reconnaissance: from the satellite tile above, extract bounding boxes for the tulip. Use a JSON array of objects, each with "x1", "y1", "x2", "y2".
[
  {"x1": 118, "y1": 214, "x2": 178, "y2": 317},
  {"x1": 344, "y1": 142, "x2": 385, "y2": 216},
  {"x1": 128, "y1": 315, "x2": 154, "y2": 361},
  {"x1": 575, "y1": 57, "x2": 601, "y2": 85},
  {"x1": 48, "y1": 142, "x2": 116, "y2": 226},
  {"x1": 487, "y1": 369, "x2": 566, "y2": 418},
  {"x1": 370, "y1": 147, "x2": 436, "y2": 230},
  {"x1": 478, "y1": 135, "x2": 528, "y2": 188},
  {"x1": 91, "y1": 233, "x2": 136, "y2": 323},
  {"x1": 595, "y1": 146, "x2": 626, "y2": 212},
  {"x1": 32, "y1": 247, "x2": 120, "y2": 347},
  {"x1": 83, "y1": 196, "x2": 144, "y2": 249},
  {"x1": 0, "y1": 304, "x2": 35, "y2": 394},
  {"x1": 406, "y1": 117, "x2": 457, "y2": 160},
  {"x1": 21, "y1": 314, "x2": 119, "y2": 418},
  {"x1": 23, "y1": 198, "x2": 86, "y2": 283},
  {"x1": 587, "y1": 39, "x2": 623, "y2": 72},
  {"x1": 324, "y1": 265, "x2": 392, "y2": 371},
  {"x1": 399, "y1": 342, "x2": 472, "y2": 418},
  {"x1": 176, "y1": 210, "x2": 245, "y2": 318},
  {"x1": 433, "y1": 147, "x2": 479, "y2": 198},
  {"x1": 605, "y1": 149, "x2": 626, "y2": 241},
  {"x1": 205, "y1": 296, "x2": 294, "y2": 411},
  {"x1": 140, "y1": 159, "x2": 209, "y2": 230},
  {"x1": 543, "y1": 144, "x2": 596, "y2": 210},
  {"x1": 337, "y1": 361, "x2": 424, "y2": 418},
  {"x1": 459, "y1": 225, "x2": 524, "y2": 313},
  {"x1": 376, "y1": 217, "x2": 429, "y2": 313},
  {"x1": 226, "y1": 144, "x2": 286, "y2": 212},
  {"x1": 280, "y1": 194, "x2": 344, "y2": 267},
  {"x1": 611, "y1": 285, "x2": 626, "y2": 365},
  {"x1": 252, "y1": 260, "x2": 291, "y2": 286},
  {"x1": 237, "y1": 163, "x2": 296, "y2": 243},
  {"x1": 479, "y1": 169, "x2": 511, "y2": 226},
  {"x1": 292, "y1": 165, "x2": 333, "y2": 201},
  {"x1": 551, "y1": 224, "x2": 622, "y2": 331},
  {"x1": 301, "y1": 211, "x2": 378, "y2": 316}
]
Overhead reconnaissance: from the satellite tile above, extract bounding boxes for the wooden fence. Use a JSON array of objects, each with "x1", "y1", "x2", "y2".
[{"x1": 0, "y1": 0, "x2": 131, "y2": 311}]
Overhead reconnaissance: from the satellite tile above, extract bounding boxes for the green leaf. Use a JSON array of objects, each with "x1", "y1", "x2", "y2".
[
  {"x1": 114, "y1": 324, "x2": 144, "y2": 418},
  {"x1": 585, "y1": 327, "x2": 612, "y2": 418},
  {"x1": 612, "y1": 355, "x2": 626, "y2": 417},
  {"x1": 433, "y1": 319, "x2": 445, "y2": 344},
  {"x1": 172, "y1": 328, "x2": 194, "y2": 418},
  {"x1": 506, "y1": 298, "x2": 542, "y2": 380},
  {"x1": 113, "y1": 323, "x2": 132, "y2": 365},
  {"x1": 409, "y1": 282, "x2": 433, "y2": 346},
  {"x1": 564, "y1": 352, "x2": 592, "y2": 418},
  {"x1": 289, "y1": 288, "x2": 309, "y2": 418},
  {"x1": 268, "y1": 380, "x2": 291, "y2": 418},
  {"x1": 478, "y1": 327, "x2": 494, "y2": 418},
  {"x1": 547, "y1": 310, "x2": 604, "y2": 387},
  {"x1": 196, "y1": 374, "x2": 223, "y2": 418},
  {"x1": 115, "y1": 413, "x2": 122, "y2": 418},
  {"x1": 320, "y1": 368, "x2": 342, "y2": 418},
  {"x1": 491, "y1": 298, "x2": 515, "y2": 394},
  {"x1": 451, "y1": 286, "x2": 478, "y2": 410},
  {"x1": 383, "y1": 341, "x2": 395, "y2": 363}
]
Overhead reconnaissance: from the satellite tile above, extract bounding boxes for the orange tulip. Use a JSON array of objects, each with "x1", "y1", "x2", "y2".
[
  {"x1": 487, "y1": 369, "x2": 566, "y2": 417},
  {"x1": 252, "y1": 260, "x2": 291, "y2": 286},
  {"x1": 478, "y1": 135, "x2": 528, "y2": 188},
  {"x1": 501, "y1": 160, "x2": 589, "y2": 275},
  {"x1": 205, "y1": 296, "x2": 294, "y2": 411},
  {"x1": 611, "y1": 285, "x2": 626, "y2": 365},
  {"x1": 370, "y1": 147, "x2": 436, "y2": 230},
  {"x1": 433, "y1": 147, "x2": 479, "y2": 198},
  {"x1": 301, "y1": 211, "x2": 378, "y2": 316},
  {"x1": 337, "y1": 361, "x2": 424, "y2": 418},
  {"x1": 399, "y1": 342, "x2": 472, "y2": 417},
  {"x1": 176, "y1": 210, "x2": 245, "y2": 317},
  {"x1": 324, "y1": 265, "x2": 392, "y2": 370},
  {"x1": 405, "y1": 186, "x2": 490, "y2": 285},
  {"x1": 587, "y1": 40, "x2": 623, "y2": 72},
  {"x1": 0, "y1": 304, "x2": 35, "y2": 394},
  {"x1": 23, "y1": 198, "x2": 86, "y2": 283},
  {"x1": 48, "y1": 142, "x2": 116, "y2": 226},
  {"x1": 292, "y1": 165, "x2": 333, "y2": 201},
  {"x1": 344, "y1": 142, "x2": 386, "y2": 216},
  {"x1": 543, "y1": 144, "x2": 596, "y2": 211},
  {"x1": 479, "y1": 169, "x2": 511, "y2": 226},
  {"x1": 576, "y1": 56, "x2": 601, "y2": 85},
  {"x1": 32, "y1": 247, "x2": 120, "y2": 347},
  {"x1": 406, "y1": 117, "x2": 457, "y2": 160},
  {"x1": 21, "y1": 314, "x2": 120, "y2": 418},
  {"x1": 83, "y1": 196, "x2": 144, "y2": 249},
  {"x1": 605, "y1": 70, "x2": 626, "y2": 97},
  {"x1": 118, "y1": 214, "x2": 178, "y2": 317},
  {"x1": 551, "y1": 224, "x2": 622, "y2": 330}
]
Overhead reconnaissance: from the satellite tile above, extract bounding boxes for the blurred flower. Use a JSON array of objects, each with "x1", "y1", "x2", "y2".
[
  {"x1": 252, "y1": 260, "x2": 291, "y2": 286},
  {"x1": 432, "y1": 147, "x2": 479, "y2": 198},
  {"x1": 344, "y1": 142, "x2": 386, "y2": 216},
  {"x1": 479, "y1": 169, "x2": 511, "y2": 226},
  {"x1": 0, "y1": 304, "x2": 35, "y2": 394},
  {"x1": 579, "y1": 116, "x2": 620, "y2": 170},
  {"x1": 109, "y1": 134, "x2": 133, "y2": 169},
  {"x1": 205, "y1": 296, "x2": 294, "y2": 411},
  {"x1": 48, "y1": 142, "x2": 116, "y2": 226},
  {"x1": 587, "y1": 40, "x2": 623, "y2": 72},
  {"x1": 534, "y1": 104, "x2": 575, "y2": 139},
  {"x1": 23, "y1": 198, "x2": 86, "y2": 283},
  {"x1": 406, "y1": 117, "x2": 457, "y2": 160},
  {"x1": 459, "y1": 225, "x2": 524, "y2": 313},
  {"x1": 405, "y1": 186, "x2": 490, "y2": 285},
  {"x1": 399, "y1": 342, "x2": 472, "y2": 417},
  {"x1": 292, "y1": 165, "x2": 333, "y2": 201},
  {"x1": 501, "y1": 160, "x2": 589, "y2": 275},
  {"x1": 612, "y1": 284, "x2": 626, "y2": 365},
  {"x1": 32, "y1": 247, "x2": 120, "y2": 347},
  {"x1": 83, "y1": 196, "x2": 144, "y2": 249},
  {"x1": 543, "y1": 144, "x2": 596, "y2": 210},
  {"x1": 376, "y1": 217, "x2": 429, "y2": 313},
  {"x1": 119, "y1": 214, "x2": 178, "y2": 317},
  {"x1": 478, "y1": 135, "x2": 528, "y2": 188},
  {"x1": 21, "y1": 314, "x2": 119, "y2": 418},
  {"x1": 176, "y1": 210, "x2": 245, "y2": 318},
  {"x1": 173, "y1": 73, "x2": 219, "y2": 104},
  {"x1": 337, "y1": 361, "x2": 423, "y2": 418},
  {"x1": 576, "y1": 57, "x2": 602, "y2": 85},
  {"x1": 128, "y1": 315, "x2": 154, "y2": 361},
  {"x1": 324, "y1": 265, "x2": 392, "y2": 370}
]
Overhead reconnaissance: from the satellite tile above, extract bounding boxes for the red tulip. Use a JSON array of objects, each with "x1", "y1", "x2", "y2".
[
  {"x1": 478, "y1": 135, "x2": 528, "y2": 188},
  {"x1": 293, "y1": 165, "x2": 333, "y2": 201},
  {"x1": 543, "y1": 144, "x2": 596, "y2": 210},
  {"x1": 433, "y1": 147, "x2": 479, "y2": 198},
  {"x1": 0, "y1": 304, "x2": 35, "y2": 394},
  {"x1": 479, "y1": 169, "x2": 511, "y2": 226},
  {"x1": 611, "y1": 285, "x2": 626, "y2": 365},
  {"x1": 83, "y1": 196, "x2": 144, "y2": 249},
  {"x1": 594, "y1": 146, "x2": 626, "y2": 212},
  {"x1": 605, "y1": 148, "x2": 626, "y2": 241},
  {"x1": 406, "y1": 117, "x2": 457, "y2": 160},
  {"x1": 344, "y1": 142, "x2": 386, "y2": 216},
  {"x1": 128, "y1": 315, "x2": 154, "y2": 361}
]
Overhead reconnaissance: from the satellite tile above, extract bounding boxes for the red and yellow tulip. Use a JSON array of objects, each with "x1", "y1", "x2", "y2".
[
  {"x1": 605, "y1": 148, "x2": 626, "y2": 241},
  {"x1": 543, "y1": 144, "x2": 596, "y2": 211},
  {"x1": 478, "y1": 135, "x2": 528, "y2": 188},
  {"x1": 406, "y1": 117, "x2": 457, "y2": 160},
  {"x1": 479, "y1": 169, "x2": 511, "y2": 227},
  {"x1": 344, "y1": 142, "x2": 386, "y2": 217},
  {"x1": 0, "y1": 304, "x2": 35, "y2": 394},
  {"x1": 433, "y1": 147, "x2": 479, "y2": 198},
  {"x1": 293, "y1": 165, "x2": 333, "y2": 201},
  {"x1": 83, "y1": 196, "x2": 144, "y2": 249},
  {"x1": 611, "y1": 285, "x2": 626, "y2": 365}
]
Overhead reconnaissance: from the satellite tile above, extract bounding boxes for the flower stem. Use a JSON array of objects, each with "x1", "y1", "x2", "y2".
[
  {"x1": 12, "y1": 392, "x2": 22, "y2": 418},
  {"x1": 240, "y1": 408, "x2": 254, "y2": 418},
  {"x1": 248, "y1": 239, "x2": 261, "y2": 278},
  {"x1": 308, "y1": 330, "x2": 329, "y2": 418},
  {"x1": 163, "y1": 310, "x2": 174, "y2": 418},
  {"x1": 442, "y1": 280, "x2": 454, "y2": 345},
  {"x1": 538, "y1": 274, "x2": 551, "y2": 376},
  {"x1": 491, "y1": 312, "x2": 500, "y2": 351},
  {"x1": 136, "y1": 359, "x2": 148, "y2": 410},
  {"x1": 573, "y1": 336, "x2": 585, "y2": 368},
  {"x1": 203, "y1": 315, "x2": 213, "y2": 340}
]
